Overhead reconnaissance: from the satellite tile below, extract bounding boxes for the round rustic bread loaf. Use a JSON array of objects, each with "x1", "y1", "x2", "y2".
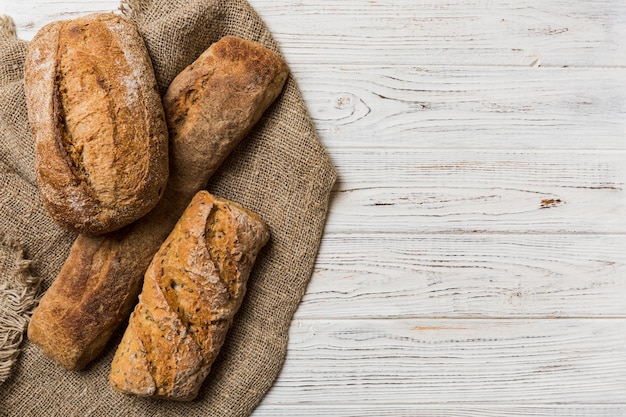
[{"x1": 24, "y1": 13, "x2": 169, "y2": 235}]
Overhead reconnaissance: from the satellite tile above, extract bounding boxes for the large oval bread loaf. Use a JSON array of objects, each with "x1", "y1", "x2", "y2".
[
  {"x1": 24, "y1": 12, "x2": 169, "y2": 235},
  {"x1": 110, "y1": 190, "x2": 270, "y2": 401},
  {"x1": 27, "y1": 36, "x2": 288, "y2": 370}
]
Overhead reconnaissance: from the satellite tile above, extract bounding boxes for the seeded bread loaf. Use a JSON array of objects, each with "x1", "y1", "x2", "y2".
[
  {"x1": 24, "y1": 13, "x2": 169, "y2": 235},
  {"x1": 110, "y1": 190, "x2": 270, "y2": 401},
  {"x1": 27, "y1": 36, "x2": 288, "y2": 370}
]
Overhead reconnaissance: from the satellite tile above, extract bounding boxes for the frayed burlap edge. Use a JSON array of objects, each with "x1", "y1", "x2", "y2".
[
  {"x1": 0, "y1": 14, "x2": 40, "y2": 387},
  {"x1": 119, "y1": 0, "x2": 145, "y2": 20},
  {"x1": 0, "y1": 16, "x2": 17, "y2": 39},
  {"x1": 0, "y1": 235, "x2": 41, "y2": 385}
]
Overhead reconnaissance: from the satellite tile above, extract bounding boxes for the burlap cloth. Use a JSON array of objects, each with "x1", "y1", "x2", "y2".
[{"x1": 0, "y1": 0, "x2": 337, "y2": 415}]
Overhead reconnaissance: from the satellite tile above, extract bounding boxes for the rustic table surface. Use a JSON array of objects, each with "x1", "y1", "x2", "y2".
[{"x1": 4, "y1": 0, "x2": 626, "y2": 415}]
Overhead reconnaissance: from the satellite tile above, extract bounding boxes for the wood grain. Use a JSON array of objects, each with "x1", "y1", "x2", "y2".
[
  {"x1": 298, "y1": 233, "x2": 626, "y2": 319},
  {"x1": 254, "y1": 404, "x2": 626, "y2": 417},
  {"x1": 262, "y1": 318, "x2": 626, "y2": 404},
  {"x1": 296, "y1": 65, "x2": 626, "y2": 150},
  {"x1": 327, "y1": 149, "x2": 626, "y2": 233},
  {"x1": 248, "y1": 0, "x2": 626, "y2": 67},
  {"x1": 2, "y1": 0, "x2": 117, "y2": 38}
]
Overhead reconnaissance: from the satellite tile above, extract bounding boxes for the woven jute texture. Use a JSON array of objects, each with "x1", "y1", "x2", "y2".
[{"x1": 0, "y1": 0, "x2": 337, "y2": 415}]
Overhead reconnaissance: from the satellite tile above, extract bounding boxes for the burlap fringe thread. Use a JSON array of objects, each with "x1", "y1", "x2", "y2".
[
  {"x1": 119, "y1": 0, "x2": 143, "y2": 19},
  {"x1": 0, "y1": 235, "x2": 41, "y2": 385},
  {"x1": 0, "y1": 16, "x2": 41, "y2": 385},
  {"x1": 0, "y1": 16, "x2": 17, "y2": 39}
]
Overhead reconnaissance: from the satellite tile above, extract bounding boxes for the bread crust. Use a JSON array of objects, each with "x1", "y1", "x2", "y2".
[
  {"x1": 24, "y1": 13, "x2": 168, "y2": 235},
  {"x1": 27, "y1": 36, "x2": 288, "y2": 370},
  {"x1": 110, "y1": 191, "x2": 270, "y2": 401},
  {"x1": 163, "y1": 35, "x2": 289, "y2": 195}
]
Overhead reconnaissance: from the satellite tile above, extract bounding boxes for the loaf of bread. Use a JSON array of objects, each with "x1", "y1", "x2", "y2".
[
  {"x1": 27, "y1": 36, "x2": 288, "y2": 370},
  {"x1": 109, "y1": 190, "x2": 269, "y2": 401},
  {"x1": 24, "y1": 13, "x2": 169, "y2": 235},
  {"x1": 163, "y1": 36, "x2": 289, "y2": 196}
]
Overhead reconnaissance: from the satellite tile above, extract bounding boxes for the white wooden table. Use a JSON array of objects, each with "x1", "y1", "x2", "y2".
[{"x1": 4, "y1": 0, "x2": 626, "y2": 415}]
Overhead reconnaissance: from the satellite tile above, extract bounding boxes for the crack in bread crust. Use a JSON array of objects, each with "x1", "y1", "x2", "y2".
[
  {"x1": 110, "y1": 191, "x2": 270, "y2": 401},
  {"x1": 24, "y1": 13, "x2": 169, "y2": 235},
  {"x1": 56, "y1": 19, "x2": 149, "y2": 208}
]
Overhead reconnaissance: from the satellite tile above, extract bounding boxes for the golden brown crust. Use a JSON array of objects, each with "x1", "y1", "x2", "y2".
[
  {"x1": 163, "y1": 36, "x2": 289, "y2": 195},
  {"x1": 27, "y1": 36, "x2": 287, "y2": 371},
  {"x1": 110, "y1": 191, "x2": 270, "y2": 401},
  {"x1": 27, "y1": 232, "x2": 148, "y2": 370},
  {"x1": 24, "y1": 13, "x2": 168, "y2": 235}
]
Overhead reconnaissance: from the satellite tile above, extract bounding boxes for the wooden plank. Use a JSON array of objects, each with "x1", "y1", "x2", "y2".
[
  {"x1": 6, "y1": 0, "x2": 626, "y2": 68},
  {"x1": 296, "y1": 66, "x2": 626, "y2": 150},
  {"x1": 254, "y1": 404, "x2": 626, "y2": 417},
  {"x1": 262, "y1": 318, "x2": 626, "y2": 405},
  {"x1": 2, "y1": 0, "x2": 117, "y2": 40},
  {"x1": 327, "y1": 149, "x2": 626, "y2": 233},
  {"x1": 296, "y1": 233, "x2": 626, "y2": 319},
  {"x1": 247, "y1": 0, "x2": 626, "y2": 67}
]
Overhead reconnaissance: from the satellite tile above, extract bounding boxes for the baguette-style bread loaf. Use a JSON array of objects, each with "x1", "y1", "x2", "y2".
[
  {"x1": 110, "y1": 191, "x2": 270, "y2": 401},
  {"x1": 24, "y1": 13, "x2": 169, "y2": 235},
  {"x1": 27, "y1": 36, "x2": 288, "y2": 370},
  {"x1": 163, "y1": 36, "x2": 289, "y2": 196}
]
